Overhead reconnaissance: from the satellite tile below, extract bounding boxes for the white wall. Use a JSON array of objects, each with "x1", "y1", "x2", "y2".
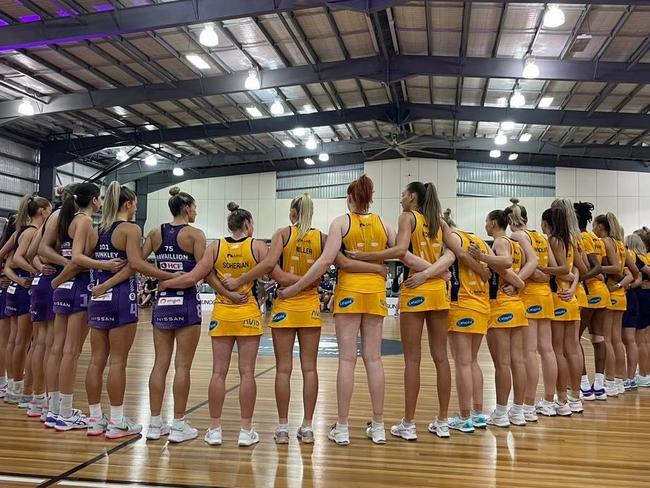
[{"x1": 144, "y1": 160, "x2": 650, "y2": 241}]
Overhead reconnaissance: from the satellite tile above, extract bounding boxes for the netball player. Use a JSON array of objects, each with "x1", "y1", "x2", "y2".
[
  {"x1": 0, "y1": 215, "x2": 16, "y2": 400},
  {"x1": 622, "y1": 234, "x2": 647, "y2": 389},
  {"x1": 142, "y1": 187, "x2": 205, "y2": 443},
  {"x1": 3, "y1": 196, "x2": 51, "y2": 405},
  {"x1": 161, "y1": 202, "x2": 267, "y2": 447},
  {"x1": 574, "y1": 202, "x2": 610, "y2": 401},
  {"x1": 633, "y1": 228, "x2": 650, "y2": 386},
  {"x1": 505, "y1": 199, "x2": 558, "y2": 419}
]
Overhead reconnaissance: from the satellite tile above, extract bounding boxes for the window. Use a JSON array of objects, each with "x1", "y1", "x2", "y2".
[
  {"x1": 457, "y1": 162, "x2": 555, "y2": 198},
  {"x1": 276, "y1": 164, "x2": 363, "y2": 199}
]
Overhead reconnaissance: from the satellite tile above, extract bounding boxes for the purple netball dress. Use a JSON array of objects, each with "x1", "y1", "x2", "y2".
[
  {"x1": 88, "y1": 221, "x2": 138, "y2": 329},
  {"x1": 30, "y1": 214, "x2": 59, "y2": 323},
  {"x1": 152, "y1": 223, "x2": 201, "y2": 330},
  {"x1": 5, "y1": 225, "x2": 36, "y2": 317},
  {"x1": 52, "y1": 229, "x2": 91, "y2": 315}
]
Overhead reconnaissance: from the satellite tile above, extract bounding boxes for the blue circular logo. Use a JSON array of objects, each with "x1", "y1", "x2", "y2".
[
  {"x1": 339, "y1": 297, "x2": 354, "y2": 308},
  {"x1": 588, "y1": 297, "x2": 602, "y2": 304},
  {"x1": 526, "y1": 305, "x2": 542, "y2": 314},
  {"x1": 555, "y1": 308, "x2": 567, "y2": 317},
  {"x1": 407, "y1": 296, "x2": 425, "y2": 307},
  {"x1": 456, "y1": 318, "x2": 474, "y2": 328},
  {"x1": 272, "y1": 312, "x2": 287, "y2": 323},
  {"x1": 497, "y1": 313, "x2": 514, "y2": 323}
]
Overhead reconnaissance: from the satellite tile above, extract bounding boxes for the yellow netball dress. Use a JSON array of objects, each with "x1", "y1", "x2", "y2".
[
  {"x1": 574, "y1": 237, "x2": 588, "y2": 309},
  {"x1": 489, "y1": 237, "x2": 527, "y2": 328},
  {"x1": 209, "y1": 237, "x2": 263, "y2": 336},
  {"x1": 607, "y1": 239, "x2": 628, "y2": 311},
  {"x1": 551, "y1": 244, "x2": 580, "y2": 321},
  {"x1": 580, "y1": 231, "x2": 610, "y2": 309},
  {"x1": 520, "y1": 230, "x2": 555, "y2": 320},
  {"x1": 335, "y1": 212, "x2": 388, "y2": 316},
  {"x1": 448, "y1": 231, "x2": 490, "y2": 334},
  {"x1": 399, "y1": 210, "x2": 449, "y2": 313},
  {"x1": 270, "y1": 226, "x2": 323, "y2": 328}
]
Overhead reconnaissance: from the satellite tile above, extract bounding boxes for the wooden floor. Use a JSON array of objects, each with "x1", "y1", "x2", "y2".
[{"x1": 1, "y1": 311, "x2": 649, "y2": 488}]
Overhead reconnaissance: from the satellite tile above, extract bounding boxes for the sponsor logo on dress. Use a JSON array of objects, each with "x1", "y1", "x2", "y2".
[
  {"x1": 497, "y1": 313, "x2": 514, "y2": 323},
  {"x1": 611, "y1": 299, "x2": 618, "y2": 305},
  {"x1": 526, "y1": 305, "x2": 542, "y2": 314},
  {"x1": 243, "y1": 318, "x2": 260, "y2": 328},
  {"x1": 407, "y1": 296, "x2": 425, "y2": 307},
  {"x1": 339, "y1": 297, "x2": 354, "y2": 308},
  {"x1": 555, "y1": 308, "x2": 567, "y2": 317},
  {"x1": 272, "y1": 312, "x2": 287, "y2": 323},
  {"x1": 588, "y1": 297, "x2": 602, "y2": 304},
  {"x1": 209, "y1": 320, "x2": 218, "y2": 331},
  {"x1": 158, "y1": 297, "x2": 183, "y2": 306},
  {"x1": 456, "y1": 318, "x2": 474, "y2": 328},
  {"x1": 160, "y1": 262, "x2": 183, "y2": 271}
]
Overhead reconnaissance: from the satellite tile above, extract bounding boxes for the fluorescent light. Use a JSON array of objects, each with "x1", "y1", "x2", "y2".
[
  {"x1": 145, "y1": 124, "x2": 157, "y2": 131},
  {"x1": 304, "y1": 158, "x2": 315, "y2": 165},
  {"x1": 305, "y1": 135, "x2": 317, "y2": 150},
  {"x1": 246, "y1": 106, "x2": 262, "y2": 118},
  {"x1": 172, "y1": 167, "x2": 184, "y2": 176},
  {"x1": 510, "y1": 90, "x2": 525, "y2": 108},
  {"x1": 522, "y1": 57, "x2": 540, "y2": 79},
  {"x1": 494, "y1": 132, "x2": 508, "y2": 145},
  {"x1": 116, "y1": 150, "x2": 128, "y2": 162},
  {"x1": 543, "y1": 5, "x2": 565, "y2": 28},
  {"x1": 144, "y1": 154, "x2": 157, "y2": 166},
  {"x1": 539, "y1": 96, "x2": 554, "y2": 108},
  {"x1": 318, "y1": 153, "x2": 329, "y2": 162},
  {"x1": 185, "y1": 54, "x2": 210, "y2": 70},
  {"x1": 497, "y1": 97, "x2": 507, "y2": 107},
  {"x1": 501, "y1": 121, "x2": 515, "y2": 131},
  {"x1": 199, "y1": 24, "x2": 219, "y2": 47},
  {"x1": 18, "y1": 98, "x2": 34, "y2": 116},
  {"x1": 302, "y1": 104, "x2": 315, "y2": 113},
  {"x1": 519, "y1": 132, "x2": 532, "y2": 142},
  {"x1": 282, "y1": 140, "x2": 296, "y2": 148},
  {"x1": 270, "y1": 100, "x2": 284, "y2": 115},
  {"x1": 292, "y1": 127, "x2": 306, "y2": 137},
  {"x1": 508, "y1": 153, "x2": 519, "y2": 161},
  {"x1": 244, "y1": 69, "x2": 261, "y2": 90},
  {"x1": 489, "y1": 149, "x2": 501, "y2": 158}
]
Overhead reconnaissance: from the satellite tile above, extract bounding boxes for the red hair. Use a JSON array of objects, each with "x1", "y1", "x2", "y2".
[{"x1": 347, "y1": 174, "x2": 374, "y2": 213}]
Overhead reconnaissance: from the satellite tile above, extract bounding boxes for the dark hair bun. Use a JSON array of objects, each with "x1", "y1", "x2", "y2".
[
  {"x1": 510, "y1": 198, "x2": 520, "y2": 205},
  {"x1": 227, "y1": 201, "x2": 240, "y2": 212},
  {"x1": 169, "y1": 186, "x2": 181, "y2": 196}
]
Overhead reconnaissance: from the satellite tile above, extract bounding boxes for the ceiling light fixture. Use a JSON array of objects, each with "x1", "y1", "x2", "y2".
[
  {"x1": 497, "y1": 97, "x2": 508, "y2": 107},
  {"x1": 522, "y1": 57, "x2": 540, "y2": 79},
  {"x1": 244, "y1": 68, "x2": 261, "y2": 91},
  {"x1": 292, "y1": 127, "x2": 306, "y2": 137},
  {"x1": 519, "y1": 132, "x2": 532, "y2": 142},
  {"x1": 270, "y1": 100, "x2": 284, "y2": 115},
  {"x1": 543, "y1": 5, "x2": 566, "y2": 28},
  {"x1": 185, "y1": 54, "x2": 210, "y2": 70},
  {"x1": 489, "y1": 149, "x2": 501, "y2": 158},
  {"x1": 508, "y1": 153, "x2": 519, "y2": 161},
  {"x1": 305, "y1": 134, "x2": 317, "y2": 150},
  {"x1": 510, "y1": 89, "x2": 525, "y2": 108},
  {"x1": 18, "y1": 98, "x2": 35, "y2": 116},
  {"x1": 494, "y1": 132, "x2": 508, "y2": 145},
  {"x1": 304, "y1": 158, "x2": 315, "y2": 165},
  {"x1": 501, "y1": 121, "x2": 515, "y2": 131},
  {"x1": 144, "y1": 154, "x2": 157, "y2": 166},
  {"x1": 199, "y1": 24, "x2": 219, "y2": 47},
  {"x1": 282, "y1": 140, "x2": 296, "y2": 148},
  {"x1": 539, "y1": 96, "x2": 554, "y2": 108},
  {"x1": 245, "y1": 106, "x2": 262, "y2": 118},
  {"x1": 318, "y1": 152, "x2": 329, "y2": 162},
  {"x1": 116, "y1": 149, "x2": 128, "y2": 162},
  {"x1": 172, "y1": 167, "x2": 184, "y2": 176}
]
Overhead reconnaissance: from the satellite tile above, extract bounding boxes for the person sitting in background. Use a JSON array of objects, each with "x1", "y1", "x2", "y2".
[
  {"x1": 319, "y1": 273, "x2": 335, "y2": 312},
  {"x1": 139, "y1": 277, "x2": 158, "y2": 308}
]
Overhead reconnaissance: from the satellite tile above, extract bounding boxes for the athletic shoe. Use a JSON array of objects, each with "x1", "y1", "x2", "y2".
[
  {"x1": 238, "y1": 428, "x2": 260, "y2": 447},
  {"x1": 328, "y1": 423, "x2": 350, "y2": 445},
  {"x1": 487, "y1": 410, "x2": 509, "y2": 428},
  {"x1": 508, "y1": 409, "x2": 527, "y2": 426},
  {"x1": 4, "y1": 391, "x2": 19, "y2": 404},
  {"x1": 366, "y1": 421, "x2": 386, "y2": 444},
  {"x1": 471, "y1": 413, "x2": 488, "y2": 429},
  {"x1": 523, "y1": 405, "x2": 538, "y2": 422},
  {"x1": 605, "y1": 380, "x2": 619, "y2": 397},
  {"x1": 40, "y1": 410, "x2": 47, "y2": 423},
  {"x1": 535, "y1": 399, "x2": 557, "y2": 417},
  {"x1": 628, "y1": 378, "x2": 638, "y2": 390},
  {"x1": 146, "y1": 422, "x2": 171, "y2": 441},
  {"x1": 581, "y1": 386, "x2": 595, "y2": 401},
  {"x1": 427, "y1": 419, "x2": 450, "y2": 438},
  {"x1": 274, "y1": 425, "x2": 290, "y2": 445},
  {"x1": 18, "y1": 395, "x2": 32, "y2": 409},
  {"x1": 105, "y1": 417, "x2": 142, "y2": 439},
  {"x1": 169, "y1": 421, "x2": 198, "y2": 443},
  {"x1": 87, "y1": 415, "x2": 109, "y2": 436},
  {"x1": 0, "y1": 384, "x2": 6, "y2": 399},
  {"x1": 26, "y1": 400, "x2": 45, "y2": 418},
  {"x1": 204, "y1": 427, "x2": 222, "y2": 446},
  {"x1": 554, "y1": 401, "x2": 572, "y2": 417},
  {"x1": 568, "y1": 397, "x2": 584, "y2": 414},
  {"x1": 616, "y1": 379, "x2": 626, "y2": 395},
  {"x1": 55, "y1": 409, "x2": 89, "y2": 431},
  {"x1": 636, "y1": 375, "x2": 650, "y2": 387},
  {"x1": 593, "y1": 385, "x2": 607, "y2": 401},
  {"x1": 390, "y1": 419, "x2": 417, "y2": 441},
  {"x1": 448, "y1": 415, "x2": 474, "y2": 433},
  {"x1": 44, "y1": 411, "x2": 58, "y2": 428},
  {"x1": 297, "y1": 425, "x2": 314, "y2": 444}
]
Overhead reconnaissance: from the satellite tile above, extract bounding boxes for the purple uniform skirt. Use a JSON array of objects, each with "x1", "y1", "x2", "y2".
[
  {"x1": 5, "y1": 281, "x2": 31, "y2": 317},
  {"x1": 0, "y1": 287, "x2": 7, "y2": 320},
  {"x1": 30, "y1": 273, "x2": 56, "y2": 323},
  {"x1": 88, "y1": 277, "x2": 138, "y2": 330},
  {"x1": 152, "y1": 288, "x2": 202, "y2": 330},
  {"x1": 53, "y1": 272, "x2": 91, "y2": 315}
]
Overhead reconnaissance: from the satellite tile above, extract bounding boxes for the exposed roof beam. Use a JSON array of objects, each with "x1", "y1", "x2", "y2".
[{"x1": 6, "y1": 54, "x2": 650, "y2": 120}]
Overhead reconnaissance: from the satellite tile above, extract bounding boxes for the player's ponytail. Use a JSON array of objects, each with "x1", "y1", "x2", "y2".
[{"x1": 290, "y1": 193, "x2": 313, "y2": 238}]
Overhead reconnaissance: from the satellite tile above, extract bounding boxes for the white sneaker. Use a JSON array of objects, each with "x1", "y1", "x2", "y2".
[
  {"x1": 448, "y1": 415, "x2": 474, "y2": 433},
  {"x1": 471, "y1": 412, "x2": 488, "y2": 429},
  {"x1": 204, "y1": 427, "x2": 222, "y2": 446},
  {"x1": 535, "y1": 399, "x2": 557, "y2": 417},
  {"x1": 146, "y1": 422, "x2": 171, "y2": 441},
  {"x1": 328, "y1": 423, "x2": 350, "y2": 445},
  {"x1": 616, "y1": 379, "x2": 626, "y2": 395},
  {"x1": 0, "y1": 384, "x2": 6, "y2": 398},
  {"x1": 274, "y1": 425, "x2": 290, "y2": 445},
  {"x1": 366, "y1": 421, "x2": 386, "y2": 444},
  {"x1": 169, "y1": 421, "x2": 198, "y2": 443},
  {"x1": 487, "y1": 410, "x2": 510, "y2": 428},
  {"x1": 18, "y1": 395, "x2": 33, "y2": 409},
  {"x1": 297, "y1": 425, "x2": 314, "y2": 444},
  {"x1": 605, "y1": 380, "x2": 619, "y2": 397},
  {"x1": 568, "y1": 396, "x2": 584, "y2": 414},
  {"x1": 427, "y1": 418, "x2": 450, "y2": 438},
  {"x1": 54, "y1": 409, "x2": 88, "y2": 431},
  {"x1": 87, "y1": 415, "x2": 109, "y2": 436},
  {"x1": 390, "y1": 419, "x2": 417, "y2": 441},
  {"x1": 508, "y1": 409, "x2": 527, "y2": 426},
  {"x1": 637, "y1": 375, "x2": 650, "y2": 387},
  {"x1": 27, "y1": 399, "x2": 45, "y2": 418},
  {"x1": 523, "y1": 405, "x2": 538, "y2": 422},
  {"x1": 554, "y1": 400, "x2": 572, "y2": 417},
  {"x1": 105, "y1": 417, "x2": 142, "y2": 439},
  {"x1": 238, "y1": 428, "x2": 260, "y2": 447}
]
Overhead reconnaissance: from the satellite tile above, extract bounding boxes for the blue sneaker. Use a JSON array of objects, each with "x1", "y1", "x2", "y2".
[
  {"x1": 471, "y1": 413, "x2": 487, "y2": 428},
  {"x1": 581, "y1": 386, "x2": 595, "y2": 401},
  {"x1": 448, "y1": 415, "x2": 474, "y2": 433},
  {"x1": 44, "y1": 412, "x2": 58, "y2": 428},
  {"x1": 593, "y1": 385, "x2": 607, "y2": 401}
]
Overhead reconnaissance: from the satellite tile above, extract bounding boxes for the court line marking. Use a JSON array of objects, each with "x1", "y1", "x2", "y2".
[{"x1": 0, "y1": 472, "x2": 225, "y2": 488}]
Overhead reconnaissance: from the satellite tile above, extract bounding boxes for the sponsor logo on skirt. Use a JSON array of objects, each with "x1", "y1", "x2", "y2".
[
  {"x1": 209, "y1": 320, "x2": 218, "y2": 331},
  {"x1": 407, "y1": 296, "x2": 425, "y2": 307},
  {"x1": 339, "y1": 297, "x2": 354, "y2": 308},
  {"x1": 497, "y1": 313, "x2": 514, "y2": 323},
  {"x1": 555, "y1": 308, "x2": 567, "y2": 317},
  {"x1": 272, "y1": 312, "x2": 287, "y2": 323},
  {"x1": 588, "y1": 297, "x2": 602, "y2": 304},
  {"x1": 526, "y1": 305, "x2": 542, "y2": 314},
  {"x1": 456, "y1": 318, "x2": 474, "y2": 328}
]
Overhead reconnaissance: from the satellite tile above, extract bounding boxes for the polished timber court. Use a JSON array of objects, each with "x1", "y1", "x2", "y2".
[{"x1": 1, "y1": 312, "x2": 649, "y2": 488}]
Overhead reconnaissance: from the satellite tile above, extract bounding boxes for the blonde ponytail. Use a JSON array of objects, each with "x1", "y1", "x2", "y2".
[
  {"x1": 100, "y1": 181, "x2": 136, "y2": 231},
  {"x1": 505, "y1": 197, "x2": 528, "y2": 227},
  {"x1": 15, "y1": 195, "x2": 33, "y2": 228},
  {"x1": 422, "y1": 183, "x2": 441, "y2": 237},
  {"x1": 290, "y1": 193, "x2": 313, "y2": 238},
  {"x1": 552, "y1": 198, "x2": 580, "y2": 244},
  {"x1": 606, "y1": 212, "x2": 624, "y2": 241}
]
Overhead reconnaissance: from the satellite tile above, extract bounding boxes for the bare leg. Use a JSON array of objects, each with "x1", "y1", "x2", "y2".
[
  {"x1": 334, "y1": 313, "x2": 362, "y2": 424},
  {"x1": 30, "y1": 322, "x2": 48, "y2": 396},
  {"x1": 603, "y1": 309, "x2": 616, "y2": 381},
  {"x1": 523, "y1": 319, "x2": 539, "y2": 406},
  {"x1": 172, "y1": 325, "x2": 201, "y2": 418},
  {"x1": 297, "y1": 327, "x2": 320, "y2": 427},
  {"x1": 511, "y1": 327, "x2": 526, "y2": 406},
  {"x1": 552, "y1": 322, "x2": 568, "y2": 402},
  {"x1": 58, "y1": 311, "x2": 89, "y2": 395},
  {"x1": 85, "y1": 328, "x2": 109, "y2": 405},
  {"x1": 579, "y1": 308, "x2": 594, "y2": 376},
  {"x1": 272, "y1": 328, "x2": 297, "y2": 425},
  {"x1": 538, "y1": 319, "x2": 558, "y2": 402},
  {"x1": 471, "y1": 333, "x2": 484, "y2": 413},
  {"x1": 208, "y1": 336, "x2": 235, "y2": 428},
  {"x1": 399, "y1": 312, "x2": 424, "y2": 422},
  {"x1": 611, "y1": 311, "x2": 626, "y2": 380},
  {"x1": 425, "y1": 311, "x2": 451, "y2": 419},
  {"x1": 487, "y1": 328, "x2": 511, "y2": 407},
  {"x1": 564, "y1": 321, "x2": 582, "y2": 396},
  {"x1": 590, "y1": 309, "x2": 608, "y2": 378},
  {"x1": 45, "y1": 314, "x2": 66, "y2": 398},
  {"x1": 0, "y1": 318, "x2": 8, "y2": 381},
  {"x1": 622, "y1": 327, "x2": 638, "y2": 380},
  {"x1": 107, "y1": 324, "x2": 137, "y2": 408},
  {"x1": 148, "y1": 328, "x2": 173, "y2": 417},
  {"x1": 360, "y1": 314, "x2": 385, "y2": 423},
  {"x1": 450, "y1": 332, "x2": 474, "y2": 418},
  {"x1": 637, "y1": 328, "x2": 649, "y2": 376},
  {"x1": 236, "y1": 335, "x2": 261, "y2": 430},
  {"x1": 11, "y1": 313, "x2": 32, "y2": 383}
]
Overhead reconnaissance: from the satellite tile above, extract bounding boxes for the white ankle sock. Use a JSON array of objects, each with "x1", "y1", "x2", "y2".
[
  {"x1": 60, "y1": 393, "x2": 73, "y2": 418},
  {"x1": 510, "y1": 404, "x2": 523, "y2": 414},
  {"x1": 0, "y1": 375, "x2": 6, "y2": 387},
  {"x1": 48, "y1": 391, "x2": 60, "y2": 414},
  {"x1": 495, "y1": 404, "x2": 507, "y2": 415},
  {"x1": 110, "y1": 404, "x2": 124, "y2": 424},
  {"x1": 172, "y1": 417, "x2": 185, "y2": 429},
  {"x1": 580, "y1": 374, "x2": 590, "y2": 390},
  {"x1": 89, "y1": 403, "x2": 102, "y2": 419},
  {"x1": 14, "y1": 379, "x2": 24, "y2": 395},
  {"x1": 594, "y1": 373, "x2": 605, "y2": 390},
  {"x1": 150, "y1": 415, "x2": 162, "y2": 426}
]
